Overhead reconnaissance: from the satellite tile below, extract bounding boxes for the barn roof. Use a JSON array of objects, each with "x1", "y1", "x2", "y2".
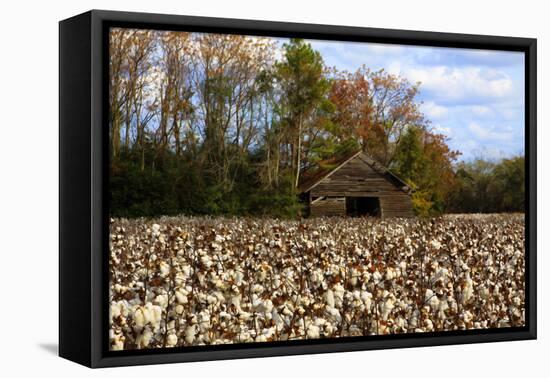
[{"x1": 298, "y1": 150, "x2": 412, "y2": 194}]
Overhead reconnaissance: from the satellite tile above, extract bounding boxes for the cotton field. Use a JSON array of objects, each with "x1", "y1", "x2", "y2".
[{"x1": 109, "y1": 214, "x2": 525, "y2": 351}]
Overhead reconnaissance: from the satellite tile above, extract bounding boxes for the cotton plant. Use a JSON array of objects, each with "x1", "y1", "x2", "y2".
[{"x1": 108, "y1": 214, "x2": 525, "y2": 350}]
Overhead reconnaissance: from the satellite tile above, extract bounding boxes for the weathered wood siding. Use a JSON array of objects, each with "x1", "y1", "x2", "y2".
[
  {"x1": 309, "y1": 153, "x2": 414, "y2": 218},
  {"x1": 379, "y1": 195, "x2": 414, "y2": 218},
  {"x1": 310, "y1": 197, "x2": 345, "y2": 217}
]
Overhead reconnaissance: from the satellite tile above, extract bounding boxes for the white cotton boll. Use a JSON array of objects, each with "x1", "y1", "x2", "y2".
[
  {"x1": 251, "y1": 294, "x2": 263, "y2": 309},
  {"x1": 114, "y1": 283, "x2": 128, "y2": 294},
  {"x1": 154, "y1": 294, "x2": 168, "y2": 308},
  {"x1": 110, "y1": 329, "x2": 125, "y2": 351},
  {"x1": 234, "y1": 270, "x2": 244, "y2": 285},
  {"x1": 430, "y1": 239, "x2": 442, "y2": 250},
  {"x1": 263, "y1": 326, "x2": 276, "y2": 339},
  {"x1": 324, "y1": 322, "x2": 335, "y2": 335},
  {"x1": 200, "y1": 255, "x2": 213, "y2": 268},
  {"x1": 324, "y1": 289, "x2": 335, "y2": 308},
  {"x1": 438, "y1": 300, "x2": 449, "y2": 320},
  {"x1": 479, "y1": 285, "x2": 490, "y2": 300},
  {"x1": 149, "y1": 304, "x2": 163, "y2": 330},
  {"x1": 199, "y1": 310, "x2": 211, "y2": 324},
  {"x1": 167, "y1": 334, "x2": 178, "y2": 347},
  {"x1": 206, "y1": 295, "x2": 218, "y2": 305},
  {"x1": 307, "y1": 324, "x2": 320, "y2": 339},
  {"x1": 215, "y1": 234, "x2": 224, "y2": 243},
  {"x1": 440, "y1": 268, "x2": 451, "y2": 283},
  {"x1": 176, "y1": 304, "x2": 184, "y2": 315},
  {"x1": 310, "y1": 269, "x2": 323, "y2": 284},
  {"x1": 134, "y1": 307, "x2": 146, "y2": 328},
  {"x1": 256, "y1": 334, "x2": 267, "y2": 342},
  {"x1": 462, "y1": 310, "x2": 473, "y2": 324},
  {"x1": 425, "y1": 290, "x2": 439, "y2": 310},
  {"x1": 239, "y1": 328, "x2": 252, "y2": 342},
  {"x1": 326, "y1": 307, "x2": 342, "y2": 323},
  {"x1": 230, "y1": 293, "x2": 242, "y2": 311},
  {"x1": 461, "y1": 273, "x2": 475, "y2": 304},
  {"x1": 257, "y1": 268, "x2": 268, "y2": 282},
  {"x1": 272, "y1": 309, "x2": 285, "y2": 330},
  {"x1": 140, "y1": 327, "x2": 153, "y2": 348},
  {"x1": 175, "y1": 288, "x2": 188, "y2": 304},
  {"x1": 395, "y1": 316, "x2": 406, "y2": 329},
  {"x1": 252, "y1": 284, "x2": 264, "y2": 294},
  {"x1": 498, "y1": 319, "x2": 510, "y2": 327},
  {"x1": 219, "y1": 311, "x2": 231, "y2": 321},
  {"x1": 262, "y1": 299, "x2": 274, "y2": 314},
  {"x1": 152, "y1": 224, "x2": 161, "y2": 236},
  {"x1": 181, "y1": 265, "x2": 192, "y2": 278},
  {"x1": 349, "y1": 267, "x2": 359, "y2": 286},
  {"x1": 381, "y1": 295, "x2": 396, "y2": 321},
  {"x1": 159, "y1": 261, "x2": 170, "y2": 277},
  {"x1": 110, "y1": 303, "x2": 121, "y2": 319},
  {"x1": 360, "y1": 290, "x2": 373, "y2": 309},
  {"x1": 238, "y1": 311, "x2": 253, "y2": 321},
  {"x1": 185, "y1": 325, "x2": 196, "y2": 344},
  {"x1": 373, "y1": 270, "x2": 383, "y2": 283},
  {"x1": 422, "y1": 319, "x2": 434, "y2": 331},
  {"x1": 314, "y1": 318, "x2": 327, "y2": 327},
  {"x1": 333, "y1": 283, "x2": 345, "y2": 307}
]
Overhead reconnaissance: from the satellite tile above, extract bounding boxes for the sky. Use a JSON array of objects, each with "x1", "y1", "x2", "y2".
[{"x1": 303, "y1": 39, "x2": 525, "y2": 162}]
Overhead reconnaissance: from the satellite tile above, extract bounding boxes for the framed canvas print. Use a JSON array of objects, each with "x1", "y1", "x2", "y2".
[{"x1": 59, "y1": 10, "x2": 536, "y2": 368}]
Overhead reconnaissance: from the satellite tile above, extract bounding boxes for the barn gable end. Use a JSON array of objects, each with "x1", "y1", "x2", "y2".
[{"x1": 299, "y1": 152, "x2": 414, "y2": 218}]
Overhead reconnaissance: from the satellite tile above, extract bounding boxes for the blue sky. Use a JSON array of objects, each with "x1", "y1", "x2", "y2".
[{"x1": 301, "y1": 39, "x2": 525, "y2": 161}]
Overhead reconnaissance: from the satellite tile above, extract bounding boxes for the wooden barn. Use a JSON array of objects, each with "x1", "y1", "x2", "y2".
[{"x1": 298, "y1": 151, "x2": 414, "y2": 218}]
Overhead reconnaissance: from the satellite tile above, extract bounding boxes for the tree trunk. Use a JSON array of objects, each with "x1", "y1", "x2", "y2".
[{"x1": 294, "y1": 114, "x2": 303, "y2": 188}]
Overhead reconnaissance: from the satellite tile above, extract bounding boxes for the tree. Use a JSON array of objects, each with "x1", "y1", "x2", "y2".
[
  {"x1": 392, "y1": 126, "x2": 460, "y2": 215},
  {"x1": 274, "y1": 39, "x2": 331, "y2": 189},
  {"x1": 191, "y1": 33, "x2": 275, "y2": 191},
  {"x1": 329, "y1": 66, "x2": 426, "y2": 166},
  {"x1": 112, "y1": 29, "x2": 513, "y2": 219},
  {"x1": 491, "y1": 156, "x2": 525, "y2": 211},
  {"x1": 448, "y1": 156, "x2": 525, "y2": 213}
]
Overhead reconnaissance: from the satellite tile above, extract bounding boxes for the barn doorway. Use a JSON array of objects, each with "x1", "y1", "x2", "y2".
[{"x1": 346, "y1": 197, "x2": 381, "y2": 217}]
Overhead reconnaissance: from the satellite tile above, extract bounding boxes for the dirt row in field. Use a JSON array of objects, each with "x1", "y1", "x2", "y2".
[{"x1": 109, "y1": 214, "x2": 525, "y2": 350}]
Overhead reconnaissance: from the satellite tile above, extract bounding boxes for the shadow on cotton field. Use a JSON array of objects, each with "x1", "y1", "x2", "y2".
[{"x1": 108, "y1": 214, "x2": 525, "y2": 351}]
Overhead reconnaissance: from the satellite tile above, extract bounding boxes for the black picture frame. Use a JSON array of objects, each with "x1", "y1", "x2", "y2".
[{"x1": 59, "y1": 9, "x2": 537, "y2": 368}]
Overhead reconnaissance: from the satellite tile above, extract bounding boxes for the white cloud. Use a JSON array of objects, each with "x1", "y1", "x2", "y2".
[
  {"x1": 405, "y1": 66, "x2": 514, "y2": 103},
  {"x1": 421, "y1": 101, "x2": 448, "y2": 119},
  {"x1": 306, "y1": 38, "x2": 524, "y2": 161},
  {"x1": 432, "y1": 124, "x2": 451, "y2": 135},
  {"x1": 470, "y1": 105, "x2": 493, "y2": 116},
  {"x1": 468, "y1": 122, "x2": 515, "y2": 142}
]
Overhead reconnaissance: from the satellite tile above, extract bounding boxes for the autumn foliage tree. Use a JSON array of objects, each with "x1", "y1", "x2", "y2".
[
  {"x1": 392, "y1": 126, "x2": 460, "y2": 216},
  {"x1": 329, "y1": 66, "x2": 426, "y2": 166},
  {"x1": 108, "y1": 29, "x2": 521, "y2": 218}
]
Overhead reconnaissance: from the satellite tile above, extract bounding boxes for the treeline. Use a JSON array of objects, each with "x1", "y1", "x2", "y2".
[
  {"x1": 447, "y1": 156, "x2": 525, "y2": 214},
  {"x1": 109, "y1": 29, "x2": 523, "y2": 218}
]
